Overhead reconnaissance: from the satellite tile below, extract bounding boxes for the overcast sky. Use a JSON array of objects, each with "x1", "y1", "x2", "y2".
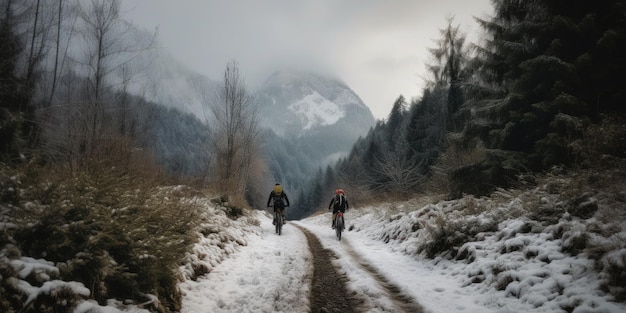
[{"x1": 121, "y1": 0, "x2": 492, "y2": 119}]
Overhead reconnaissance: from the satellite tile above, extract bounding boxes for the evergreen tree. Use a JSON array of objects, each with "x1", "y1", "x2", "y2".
[
  {"x1": 426, "y1": 17, "x2": 470, "y2": 131},
  {"x1": 336, "y1": 139, "x2": 372, "y2": 200},
  {"x1": 295, "y1": 189, "x2": 308, "y2": 217},
  {"x1": 385, "y1": 95, "x2": 407, "y2": 148},
  {"x1": 0, "y1": 2, "x2": 36, "y2": 163},
  {"x1": 469, "y1": 0, "x2": 578, "y2": 167},
  {"x1": 450, "y1": 0, "x2": 626, "y2": 197},
  {"x1": 310, "y1": 176, "x2": 324, "y2": 212},
  {"x1": 323, "y1": 165, "x2": 337, "y2": 192},
  {"x1": 363, "y1": 129, "x2": 386, "y2": 191},
  {"x1": 405, "y1": 88, "x2": 447, "y2": 173},
  {"x1": 543, "y1": 0, "x2": 626, "y2": 116}
]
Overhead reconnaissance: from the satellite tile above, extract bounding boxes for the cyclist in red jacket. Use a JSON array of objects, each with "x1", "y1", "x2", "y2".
[{"x1": 328, "y1": 189, "x2": 348, "y2": 229}]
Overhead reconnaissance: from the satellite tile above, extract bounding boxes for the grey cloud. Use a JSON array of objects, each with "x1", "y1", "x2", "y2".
[{"x1": 122, "y1": 0, "x2": 491, "y2": 119}]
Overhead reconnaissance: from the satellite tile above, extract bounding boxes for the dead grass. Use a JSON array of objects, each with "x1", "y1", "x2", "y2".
[{"x1": 0, "y1": 147, "x2": 209, "y2": 312}]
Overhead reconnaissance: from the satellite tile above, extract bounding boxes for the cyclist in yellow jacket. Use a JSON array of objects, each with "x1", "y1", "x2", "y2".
[{"x1": 267, "y1": 183, "x2": 289, "y2": 225}]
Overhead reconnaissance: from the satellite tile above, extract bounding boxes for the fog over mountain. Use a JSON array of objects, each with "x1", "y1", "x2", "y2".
[
  {"x1": 257, "y1": 70, "x2": 376, "y2": 167},
  {"x1": 126, "y1": 50, "x2": 218, "y2": 120},
  {"x1": 257, "y1": 70, "x2": 375, "y2": 138},
  {"x1": 125, "y1": 51, "x2": 376, "y2": 192},
  {"x1": 131, "y1": 52, "x2": 376, "y2": 153},
  {"x1": 253, "y1": 70, "x2": 376, "y2": 200}
]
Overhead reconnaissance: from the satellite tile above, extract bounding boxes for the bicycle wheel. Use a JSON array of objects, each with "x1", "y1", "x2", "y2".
[
  {"x1": 335, "y1": 216, "x2": 342, "y2": 240},
  {"x1": 275, "y1": 212, "x2": 282, "y2": 235}
]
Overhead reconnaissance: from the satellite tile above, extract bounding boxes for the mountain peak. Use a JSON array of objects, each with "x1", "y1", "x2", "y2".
[
  {"x1": 288, "y1": 90, "x2": 345, "y2": 130},
  {"x1": 258, "y1": 70, "x2": 374, "y2": 136}
]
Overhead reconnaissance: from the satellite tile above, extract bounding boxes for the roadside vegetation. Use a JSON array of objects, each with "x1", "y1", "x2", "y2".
[
  {"x1": 347, "y1": 154, "x2": 626, "y2": 307},
  {"x1": 0, "y1": 144, "x2": 258, "y2": 312}
]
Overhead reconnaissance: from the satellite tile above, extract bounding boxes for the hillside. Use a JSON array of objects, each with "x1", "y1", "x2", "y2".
[
  {"x1": 255, "y1": 70, "x2": 376, "y2": 210},
  {"x1": 2, "y1": 159, "x2": 624, "y2": 312},
  {"x1": 256, "y1": 70, "x2": 375, "y2": 139}
]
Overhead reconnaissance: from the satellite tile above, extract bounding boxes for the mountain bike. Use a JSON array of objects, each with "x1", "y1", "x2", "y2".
[
  {"x1": 335, "y1": 211, "x2": 344, "y2": 241},
  {"x1": 275, "y1": 209, "x2": 284, "y2": 235}
]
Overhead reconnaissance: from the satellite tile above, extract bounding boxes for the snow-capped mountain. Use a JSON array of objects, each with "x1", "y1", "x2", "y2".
[
  {"x1": 128, "y1": 56, "x2": 376, "y2": 181},
  {"x1": 256, "y1": 70, "x2": 375, "y2": 138}
]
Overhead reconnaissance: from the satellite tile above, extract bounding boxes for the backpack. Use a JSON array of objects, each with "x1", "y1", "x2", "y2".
[
  {"x1": 272, "y1": 184, "x2": 284, "y2": 207},
  {"x1": 272, "y1": 191, "x2": 284, "y2": 208},
  {"x1": 333, "y1": 194, "x2": 345, "y2": 210},
  {"x1": 273, "y1": 192, "x2": 282, "y2": 202}
]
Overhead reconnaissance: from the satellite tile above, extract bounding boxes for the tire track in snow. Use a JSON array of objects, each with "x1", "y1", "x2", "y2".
[
  {"x1": 342, "y1": 240, "x2": 426, "y2": 313},
  {"x1": 294, "y1": 225, "x2": 362, "y2": 313},
  {"x1": 296, "y1": 224, "x2": 424, "y2": 313}
]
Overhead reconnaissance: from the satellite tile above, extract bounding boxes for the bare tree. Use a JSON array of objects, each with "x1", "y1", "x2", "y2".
[
  {"x1": 371, "y1": 140, "x2": 425, "y2": 196},
  {"x1": 208, "y1": 60, "x2": 261, "y2": 201},
  {"x1": 46, "y1": 0, "x2": 64, "y2": 108},
  {"x1": 76, "y1": 0, "x2": 119, "y2": 157},
  {"x1": 41, "y1": 0, "x2": 154, "y2": 168}
]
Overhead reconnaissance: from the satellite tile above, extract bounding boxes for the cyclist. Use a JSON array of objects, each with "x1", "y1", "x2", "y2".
[
  {"x1": 267, "y1": 183, "x2": 289, "y2": 225},
  {"x1": 328, "y1": 189, "x2": 348, "y2": 229}
]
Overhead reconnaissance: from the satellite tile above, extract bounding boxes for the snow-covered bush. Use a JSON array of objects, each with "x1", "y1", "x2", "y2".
[
  {"x1": 349, "y1": 157, "x2": 626, "y2": 308},
  {"x1": 179, "y1": 206, "x2": 260, "y2": 282},
  {"x1": 599, "y1": 247, "x2": 626, "y2": 301},
  {"x1": 420, "y1": 211, "x2": 497, "y2": 259}
]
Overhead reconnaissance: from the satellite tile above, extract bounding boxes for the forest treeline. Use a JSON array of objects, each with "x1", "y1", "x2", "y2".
[{"x1": 293, "y1": 0, "x2": 626, "y2": 218}]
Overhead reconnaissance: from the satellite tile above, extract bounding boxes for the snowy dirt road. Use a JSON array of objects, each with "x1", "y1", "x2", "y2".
[
  {"x1": 294, "y1": 224, "x2": 425, "y2": 313},
  {"x1": 180, "y1": 211, "x2": 486, "y2": 313}
]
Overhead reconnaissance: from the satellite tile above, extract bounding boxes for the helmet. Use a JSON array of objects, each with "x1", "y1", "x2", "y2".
[
  {"x1": 335, "y1": 189, "x2": 345, "y2": 195},
  {"x1": 274, "y1": 183, "x2": 283, "y2": 194}
]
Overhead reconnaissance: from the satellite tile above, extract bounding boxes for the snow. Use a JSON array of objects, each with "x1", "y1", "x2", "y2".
[
  {"x1": 10, "y1": 256, "x2": 59, "y2": 279},
  {"x1": 288, "y1": 91, "x2": 345, "y2": 129},
  {"x1": 24, "y1": 280, "x2": 90, "y2": 306},
  {"x1": 179, "y1": 206, "x2": 626, "y2": 313},
  {"x1": 296, "y1": 213, "x2": 493, "y2": 313},
  {"x1": 74, "y1": 300, "x2": 149, "y2": 313},
  {"x1": 181, "y1": 211, "x2": 311, "y2": 313},
  {"x1": 0, "y1": 221, "x2": 17, "y2": 230}
]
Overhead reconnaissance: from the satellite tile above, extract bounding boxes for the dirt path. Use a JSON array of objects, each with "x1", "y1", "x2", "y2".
[
  {"x1": 294, "y1": 225, "x2": 425, "y2": 313},
  {"x1": 343, "y1": 242, "x2": 425, "y2": 313},
  {"x1": 295, "y1": 225, "x2": 362, "y2": 313}
]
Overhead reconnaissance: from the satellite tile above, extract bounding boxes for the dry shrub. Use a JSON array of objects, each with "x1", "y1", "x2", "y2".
[
  {"x1": 87, "y1": 136, "x2": 167, "y2": 186},
  {"x1": 404, "y1": 195, "x2": 443, "y2": 213},
  {"x1": 587, "y1": 232, "x2": 626, "y2": 301},
  {"x1": 460, "y1": 195, "x2": 485, "y2": 215},
  {"x1": 420, "y1": 212, "x2": 497, "y2": 259},
  {"x1": 522, "y1": 158, "x2": 626, "y2": 225},
  {"x1": 599, "y1": 246, "x2": 626, "y2": 301},
  {"x1": 520, "y1": 188, "x2": 564, "y2": 224},
  {"x1": 562, "y1": 230, "x2": 589, "y2": 255},
  {"x1": 1, "y1": 149, "x2": 205, "y2": 312},
  {"x1": 570, "y1": 114, "x2": 626, "y2": 165},
  {"x1": 342, "y1": 183, "x2": 377, "y2": 208},
  {"x1": 425, "y1": 136, "x2": 487, "y2": 196},
  {"x1": 496, "y1": 273, "x2": 516, "y2": 292}
]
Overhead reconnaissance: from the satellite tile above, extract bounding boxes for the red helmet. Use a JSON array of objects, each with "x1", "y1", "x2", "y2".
[{"x1": 335, "y1": 189, "x2": 345, "y2": 195}]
